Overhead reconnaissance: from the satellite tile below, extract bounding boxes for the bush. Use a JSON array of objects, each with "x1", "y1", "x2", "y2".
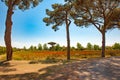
[
  {"x1": 42, "y1": 57, "x2": 59, "y2": 63},
  {"x1": 0, "y1": 46, "x2": 6, "y2": 55},
  {"x1": 109, "y1": 52, "x2": 116, "y2": 56}
]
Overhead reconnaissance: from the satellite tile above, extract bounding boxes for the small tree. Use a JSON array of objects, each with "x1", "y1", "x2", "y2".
[
  {"x1": 43, "y1": 44, "x2": 48, "y2": 50},
  {"x1": 76, "y1": 42, "x2": 84, "y2": 50},
  {"x1": 38, "y1": 43, "x2": 42, "y2": 50},
  {"x1": 48, "y1": 42, "x2": 56, "y2": 50},
  {"x1": 61, "y1": 46, "x2": 66, "y2": 51},
  {"x1": 112, "y1": 43, "x2": 120, "y2": 50},
  {"x1": 93, "y1": 44, "x2": 100, "y2": 50},
  {"x1": 54, "y1": 44, "x2": 61, "y2": 51},
  {"x1": 71, "y1": 46, "x2": 76, "y2": 51},
  {"x1": 29, "y1": 45, "x2": 34, "y2": 51},
  {"x1": 1, "y1": 0, "x2": 43, "y2": 61},
  {"x1": 23, "y1": 46, "x2": 27, "y2": 50},
  {"x1": 48, "y1": 42, "x2": 56, "y2": 47},
  {"x1": 86, "y1": 43, "x2": 93, "y2": 50},
  {"x1": 33, "y1": 46, "x2": 37, "y2": 50}
]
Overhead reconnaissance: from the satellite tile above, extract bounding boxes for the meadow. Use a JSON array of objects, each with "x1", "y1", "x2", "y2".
[{"x1": 1, "y1": 50, "x2": 120, "y2": 63}]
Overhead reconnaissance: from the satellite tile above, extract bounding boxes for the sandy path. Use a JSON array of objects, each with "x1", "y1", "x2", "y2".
[
  {"x1": 0, "y1": 60, "x2": 58, "y2": 75},
  {"x1": 45, "y1": 57, "x2": 120, "y2": 80},
  {"x1": 0, "y1": 57, "x2": 120, "y2": 80}
]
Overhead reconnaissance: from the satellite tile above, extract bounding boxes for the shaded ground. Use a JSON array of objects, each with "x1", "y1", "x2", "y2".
[{"x1": 0, "y1": 57, "x2": 120, "y2": 80}]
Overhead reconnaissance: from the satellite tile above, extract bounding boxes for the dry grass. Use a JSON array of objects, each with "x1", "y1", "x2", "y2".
[{"x1": 0, "y1": 50, "x2": 120, "y2": 61}]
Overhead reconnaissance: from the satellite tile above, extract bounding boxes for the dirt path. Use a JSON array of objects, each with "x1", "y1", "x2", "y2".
[
  {"x1": 0, "y1": 57, "x2": 120, "y2": 80},
  {"x1": 0, "y1": 60, "x2": 58, "y2": 75},
  {"x1": 44, "y1": 57, "x2": 120, "y2": 80}
]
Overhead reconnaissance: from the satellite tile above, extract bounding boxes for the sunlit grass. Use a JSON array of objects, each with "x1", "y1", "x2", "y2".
[
  {"x1": 13, "y1": 50, "x2": 66, "y2": 60},
  {"x1": 13, "y1": 50, "x2": 120, "y2": 60},
  {"x1": 0, "y1": 50, "x2": 120, "y2": 62}
]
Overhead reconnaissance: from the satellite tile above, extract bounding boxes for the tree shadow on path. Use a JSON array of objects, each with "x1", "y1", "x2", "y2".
[{"x1": 0, "y1": 57, "x2": 120, "y2": 80}]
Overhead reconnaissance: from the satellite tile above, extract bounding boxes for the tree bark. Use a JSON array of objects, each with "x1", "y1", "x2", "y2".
[
  {"x1": 4, "y1": 0, "x2": 13, "y2": 61},
  {"x1": 66, "y1": 25, "x2": 70, "y2": 60},
  {"x1": 101, "y1": 31, "x2": 105, "y2": 57},
  {"x1": 65, "y1": 12, "x2": 71, "y2": 61}
]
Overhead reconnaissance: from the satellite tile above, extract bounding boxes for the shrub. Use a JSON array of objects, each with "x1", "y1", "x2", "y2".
[{"x1": 42, "y1": 57, "x2": 59, "y2": 63}]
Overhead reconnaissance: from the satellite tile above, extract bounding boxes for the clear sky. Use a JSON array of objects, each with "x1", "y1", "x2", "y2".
[{"x1": 0, "y1": 0, "x2": 120, "y2": 48}]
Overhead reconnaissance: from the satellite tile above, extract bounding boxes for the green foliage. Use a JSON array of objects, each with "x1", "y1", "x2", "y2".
[
  {"x1": 29, "y1": 45, "x2": 34, "y2": 50},
  {"x1": 71, "y1": 46, "x2": 76, "y2": 51},
  {"x1": 38, "y1": 43, "x2": 42, "y2": 50},
  {"x1": 43, "y1": 44, "x2": 48, "y2": 50},
  {"x1": 1, "y1": 0, "x2": 43, "y2": 10},
  {"x1": 76, "y1": 42, "x2": 84, "y2": 50},
  {"x1": 23, "y1": 46, "x2": 27, "y2": 50},
  {"x1": 54, "y1": 44, "x2": 62, "y2": 51},
  {"x1": 43, "y1": 3, "x2": 63, "y2": 31},
  {"x1": 112, "y1": 43, "x2": 120, "y2": 50},
  {"x1": 33, "y1": 46, "x2": 37, "y2": 50},
  {"x1": 72, "y1": 0, "x2": 120, "y2": 33},
  {"x1": 93, "y1": 45, "x2": 100, "y2": 50},
  {"x1": 13, "y1": 47, "x2": 19, "y2": 52},
  {"x1": 61, "y1": 46, "x2": 66, "y2": 51},
  {"x1": 0, "y1": 46, "x2": 20, "y2": 55},
  {"x1": 43, "y1": 3, "x2": 73, "y2": 31},
  {"x1": 73, "y1": 0, "x2": 120, "y2": 29},
  {"x1": 86, "y1": 43, "x2": 93, "y2": 50},
  {"x1": 29, "y1": 45, "x2": 37, "y2": 50},
  {"x1": 0, "y1": 46, "x2": 6, "y2": 55}
]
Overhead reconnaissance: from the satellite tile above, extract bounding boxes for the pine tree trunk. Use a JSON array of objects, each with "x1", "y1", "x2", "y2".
[
  {"x1": 101, "y1": 32, "x2": 105, "y2": 57},
  {"x1": 66, "y1": 25, "x2": 70, "y2": 60},
  {"x1": 65, "y1": 12, "x2": 70, "y2": 61},
  {"x1": 4, "y1": 0, "x2": 13, "y2": 61}
]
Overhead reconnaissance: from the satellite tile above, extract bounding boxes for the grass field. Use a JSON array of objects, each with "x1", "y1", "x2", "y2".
[{"x1": 1, "y1": 50, "x2": 120, "y2": 62}]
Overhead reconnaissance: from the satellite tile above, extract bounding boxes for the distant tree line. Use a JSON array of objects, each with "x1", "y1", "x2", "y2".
[
  {"x1": 0, "y1": 46, "x2": 19, "y2": 55},
  {"x1": 0, "y1": 46, "x2": 6, "y2": 55},
  {"x1": 1, "y1": 42, "x2": 120, "y2": 55},
  {"x1": 23, "y1": 42, "x2": 120, "y2": 51}
]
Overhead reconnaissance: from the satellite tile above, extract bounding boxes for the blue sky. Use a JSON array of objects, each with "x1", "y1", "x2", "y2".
[{"x1": 0, "y1": 0, "x2": 120, "y2": 48}]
